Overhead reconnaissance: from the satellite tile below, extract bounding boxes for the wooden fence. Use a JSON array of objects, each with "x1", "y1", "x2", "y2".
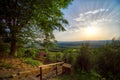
[
  {"x1": 37, "y1": 62, "x2": 64, "y2": 80},
  {"x1": 0, "y1": 62, "x2": 69, "y2": 80}
]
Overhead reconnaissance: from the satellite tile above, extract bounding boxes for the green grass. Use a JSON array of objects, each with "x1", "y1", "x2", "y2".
[
  {"x1": 53, "y1": 71, "x2": 102, "y2": 80},
  {"x1": 23, "y1": 58, "x2": 42, "y2": 66},
  {"x1": 46, "y1": 52, "x2": 64, "y2": 62}
]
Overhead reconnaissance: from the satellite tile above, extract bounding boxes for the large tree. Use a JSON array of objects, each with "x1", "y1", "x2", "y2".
[{"x1": 0, "y1": 0, "x2": 72, "y2": 56}]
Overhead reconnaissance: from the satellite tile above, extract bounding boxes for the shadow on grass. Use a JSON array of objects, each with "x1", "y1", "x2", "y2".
[{"x1": 53, "y1": 71, "x2": 102, "y2": 80}]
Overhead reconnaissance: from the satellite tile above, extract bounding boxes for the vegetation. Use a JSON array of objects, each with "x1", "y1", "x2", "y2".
[
  {"x1": 0, "y1": 0, "x2": 72, "y2": 56},
  {"x1": 52, "y1": 39, "x2": 120, "y2": 80},
  {"x1": 23, "y1": 58, "x2": 41, "y2": 66},
  {"x1": 0, "y1": 62, "x2": 13, "y2": 69},
  {"x1": 75, "y1": 43, "x2": 92, "y2": 72},
  {"x1": 96, "y1": 40, "x2": 120, "y2": 80},
  {"x1": 0, "y1": 0, "x2": 120, "y2": 80},
  {"x1": 54, "y1": 71, "x2": 101, "y2": 80}
]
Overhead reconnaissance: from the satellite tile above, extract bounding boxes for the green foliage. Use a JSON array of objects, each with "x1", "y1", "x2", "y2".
[
  {"x1": 54, "y1": 71, "x2": 101, "y2": 80},
  {"x1": 56, "y1": 52, "x2": 64, "y2": 61},
  {"x1": 0, "y1": 0, "x2": 72, "y2": 55},
  {"x1": 16, "y1": 48, "x2": 39, "y2": 58},
  {"x1": 24, "y1": 49, "x2": 33, "y2": 57},
  {"x1": 24, "y1": 48, "x2": 39, "y2": 58},
  {"x1": 17, "y1": 48, "x2": 26, "y2": 57},
  {"x1": 44, "y1": 52, "x2": 64, "y2": 63},
  {"x1": 0, "y1": 43, "x2": 10, "y2": 55},
  {"x1": 23, "y1": 58, "x2": 41, "y2": 66},
  {"x1": 97, "y1": 42, "x2": 120, "y2": 80},
  {"x1": 44, "y1": 53, "x2": 53, "y2": 63},
  {"x1": 49, "y1": 41, "x2": 120, "y2": 80},
  {"x1": 49, "y1": 40, "x2": 120, "y2": 80},
  {"x1": 75, "y1": 43, "x2": 92, "y2": 72},
  {"x1": 63, "y1": 48, "x2": 78, "y2": 66}
]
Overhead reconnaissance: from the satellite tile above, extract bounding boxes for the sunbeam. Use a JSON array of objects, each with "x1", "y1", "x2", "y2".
[{"x1": 55, "y1": 0, "x2": 120, "y2": 41}]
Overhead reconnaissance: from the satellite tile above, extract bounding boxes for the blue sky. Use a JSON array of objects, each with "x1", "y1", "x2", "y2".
[{"x1": 54, "y1": 0, "x2": 120, "y2": 41}]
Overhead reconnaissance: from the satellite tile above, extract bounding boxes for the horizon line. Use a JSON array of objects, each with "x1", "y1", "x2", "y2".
[{"x1": 57, "y1": 40, "x2": 113, "y2": 42}]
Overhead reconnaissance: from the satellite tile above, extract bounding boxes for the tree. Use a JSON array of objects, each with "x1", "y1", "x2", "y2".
[
  {"x1": 76, "y1": 43, "x2": 92, "y2": 72},
  {"x1": 0, "y1": 0, "x2": 72, "y2": 56},
  {"x1": 0, "y1": 0, "x2": 34, "y2": 56}
]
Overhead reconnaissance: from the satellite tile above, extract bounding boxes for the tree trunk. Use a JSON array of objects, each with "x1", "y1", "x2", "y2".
[
  {"x1": 10, "y1": 40, "x2": 17, "y2": 56},
  {"x1": 10, "y1": 32, "x2": 17, "y2": 56},
  {"x1": 9, "y1": 18, "x2": 17, "y2": 56}
]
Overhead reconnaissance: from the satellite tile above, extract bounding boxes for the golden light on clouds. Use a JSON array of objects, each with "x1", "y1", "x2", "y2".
[{"x1": 55, "y1": 0, "x2": 120, "y2": 41}]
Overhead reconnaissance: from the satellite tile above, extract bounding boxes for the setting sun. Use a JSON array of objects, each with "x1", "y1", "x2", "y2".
[{"x1": 86, "y1": 26, "x2": 96, "y2": 35}]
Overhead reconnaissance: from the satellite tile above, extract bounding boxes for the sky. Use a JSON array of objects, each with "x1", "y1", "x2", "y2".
[{"x1": 54, "y1": 0, "x2": 120, "y2": 41}]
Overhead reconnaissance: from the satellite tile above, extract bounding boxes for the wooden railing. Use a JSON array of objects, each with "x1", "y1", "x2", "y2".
[
  {"x1": 0, "y1": 62, "x2": 66, "y2": 80},
  {"x1": 37, "y1": 62, "x2": 64, "y2": 80}
]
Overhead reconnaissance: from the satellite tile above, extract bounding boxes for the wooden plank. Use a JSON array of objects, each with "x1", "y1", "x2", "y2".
[
  {"x1": 63, "y1": 63, "x2": 71, "y2": 68},
  {"x1": 39, "y1": 62, "x2": 64, "y2": 68}
]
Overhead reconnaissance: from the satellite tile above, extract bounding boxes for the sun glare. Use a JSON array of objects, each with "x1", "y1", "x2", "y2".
[{"x1": 86, "y1": 26, "x2": 96, "y2": 35}]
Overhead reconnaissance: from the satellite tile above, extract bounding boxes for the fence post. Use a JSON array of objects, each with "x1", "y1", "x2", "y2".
[
  {"x1": 40, "y1": 67, "x2": 42, "y2": 80},
  {"x1": 56, "y1": 64, "x2": 58, "y2": 75}
]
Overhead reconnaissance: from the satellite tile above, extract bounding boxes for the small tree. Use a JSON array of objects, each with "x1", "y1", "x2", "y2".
[{"x1": 75, "y1": 43, "x2": 92, "y2": 72}]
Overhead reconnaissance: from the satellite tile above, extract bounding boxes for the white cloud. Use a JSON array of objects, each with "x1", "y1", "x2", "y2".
[
  {"x1": 79, "y1": 14, "x2": 84, "y2": 16},
  {"x1": 74, "y1": 17, "x2": 85, "y2": 21},
  {"x1": 74, "y1": 8, "x2": 109, "y2": 22},
  {"x1": 68, "y1": 8, "x2": 119, "y2": 34},
  {"x1": 85, "y1": 8, "x2": 109, "y2": 15},
  {"x1": 94, "y1": 18, "x2": 120, "y2": 24}
]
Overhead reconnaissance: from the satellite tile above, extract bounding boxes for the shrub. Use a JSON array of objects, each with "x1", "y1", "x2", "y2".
[
  {"x1": 24, "y1": 49, "x2": 33, "y2": 57},
  {"x1": 24, "y1": 48, "x2": 39, "y2": 58},
  {"x1": 75, "y1": 43, "x2": 92, "y2": 72},
  {"x1": 63, "y1": 49, "x2": 77, "y2": 64},
  {"x1": 0, "y1": 43, "x2": 10, "y2": 55},
  {"x1": 97, "y1": 44, "x2": 120, "y2": 80},
  {"x1": 56, "y1": 52, "x2": 64, "y2": 61},
  {"x1": 17, "y1": 47, "x2": 26, "y2": 57},
  {"x1": 44, "y1": 52, "x2": 56, "y2": 63}
]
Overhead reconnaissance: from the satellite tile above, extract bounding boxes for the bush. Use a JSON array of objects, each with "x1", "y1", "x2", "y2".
[
  {"x1": 75, "y1": 43, "x2": 92, "y2": 72},
  {"x1": 97, "y1": 44, "x2": 120, "y2": 80},
  {"x1": 56, "y1": 52, "x2": 64, "y2": 61},
  {"x1": 17, "y1": 48, "x2": 26, "y2": 57},
  {"x1": 44, "y1": 52, "x2": 56, "y2": 63},
  {"x1": 63, "y1": 49, "x2": 77, "y2": 64},
  {"x1": 24, "y1": 49, "x2": 33, "y2": 57},
  {"x1": 44, "y1": 52, "x2": 64, "y2": 63},
  {"x1": 24, "y1": 48, "x2": 39, "y2": 58},
  {"x1": 0, "y1": 43, "x2": 10, "y2": 55}
]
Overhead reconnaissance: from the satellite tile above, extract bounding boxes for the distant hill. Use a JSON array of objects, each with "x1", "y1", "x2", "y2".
[{"x1": 57, "y1": 40, "x2": 112, "y2": 48}]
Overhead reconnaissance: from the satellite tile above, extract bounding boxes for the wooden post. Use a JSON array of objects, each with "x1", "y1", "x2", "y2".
[
  {"x1": 56, "y1": 64, "x2": 57, "y2": 75},
  {"x1": 40, "y1": 67, "x2": 42, "y2": 80}
]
